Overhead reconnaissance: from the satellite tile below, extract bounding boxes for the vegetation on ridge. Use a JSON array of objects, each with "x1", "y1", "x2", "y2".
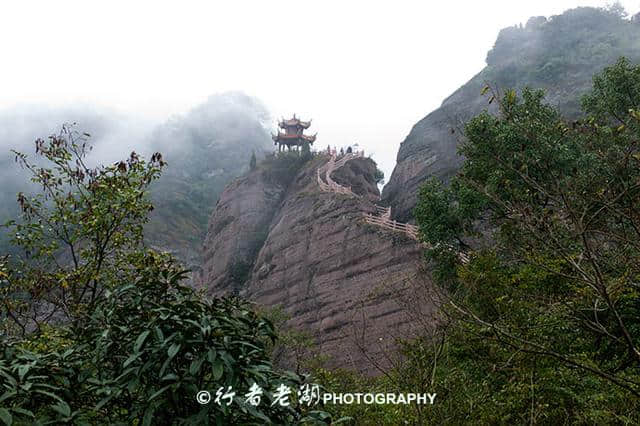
[{"x1": 410, "y1": 57, "x2": 640, "y2": 423}]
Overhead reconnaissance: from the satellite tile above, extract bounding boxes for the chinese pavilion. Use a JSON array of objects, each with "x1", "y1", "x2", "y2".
[{"x1": 272, "y1": 114, "x2": 317, "y2": 151}]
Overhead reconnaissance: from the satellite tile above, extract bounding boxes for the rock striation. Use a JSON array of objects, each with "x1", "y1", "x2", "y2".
[
  {"x1": 202, "y1": 169, "x2": 286, "y2": 293},
  {"x1": 203, "y1": 154, "x2": 434, "y2": 374}
]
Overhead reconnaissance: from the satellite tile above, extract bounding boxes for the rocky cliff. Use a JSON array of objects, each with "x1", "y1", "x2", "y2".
[
  {"x1": 383, "y1": 7, "x2": 640, "y2": 221},
  {"x1": 203, "y1": 153, "x2": 433, "y2": 374}
]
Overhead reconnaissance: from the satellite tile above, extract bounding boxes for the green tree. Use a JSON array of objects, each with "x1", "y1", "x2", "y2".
[
  {"x1": 2, "y1": 125, "x2": 166, "y2": 336},
  {"x1": 412, "y1": 58, "x2": 640, "y2": 422},
  {"x1": 373, "y1": 168, "x2": 385, "y2": 185},
  {"x1": 0, "y1": 251, "x2": 331, "y2": 424}
]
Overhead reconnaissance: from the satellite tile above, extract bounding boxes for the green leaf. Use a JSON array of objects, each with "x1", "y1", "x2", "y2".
[
  {"x1": 8, "y1": 408, "x2": 33, "y2": 419},
  {"x1": 161, "y1": 373, "x2": 177, "y2": 382},
  {"x1": 189, "y1": 359, "x2": 203, "y2": 376},
  {"x1": 154, "y1": 326, "x2": 164, "y2": 343},
  {"x1": 0, "y1": 372, "x2": 16, "y2": 387},
  {"x1": 207, "y1": 348, "x2": 217, "y2": 363},
  {"x1": 17, "y1": 364, "x2": 30, "y2": 381},
  {"x1": 51, "y1": 401, "x2": 71, "y2": 418},
  {"x1": 149, "y1": 385, "x2": 172, "y2": 401},
  {"x1": 33, "y1": 389, "x2": 64, "y2": 402},
  {"x1": 212, "y1": 358, "x2": 224, "y2": 380},
  {"x1": 0, "y1": 391, "x2": 17, "y2": 405},
  {"x1": 167, "y1": 343, "x2": 180, "y2": 359},
  {"x1": 95, "y1": 395, "x2": 114, "y2": 410},
  {"x1": 134, "y1": 330, "x2": 151, "y2": 353},
  {"x1": 142, "y1": 407, "x2": 154, "y2": 426},
  {"x1": 0, "y1": 409, "x2": 11, "y2": 426},
  {"x1": 123, "y1": 353, "x2": 139, "y2": 368}
]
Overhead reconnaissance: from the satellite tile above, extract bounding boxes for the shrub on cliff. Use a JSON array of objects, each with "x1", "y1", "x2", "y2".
[
  {"x1": 250, "y1": 150, "x2": 258, "y2": 170},
  {"x1": 261, "y1": 151, "x2": 313, "y2": 187}
]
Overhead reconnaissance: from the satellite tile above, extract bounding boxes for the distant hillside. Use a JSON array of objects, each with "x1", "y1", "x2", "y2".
[
  {"x1": 0, "y1": 92, "x2": 274, "y2": 272},
  {"x1": 145, "y1": 92, "x2": 273, "y2": 279},
  {"x1": 383, "y1": 6, "x2": 640, "y2": 221}
]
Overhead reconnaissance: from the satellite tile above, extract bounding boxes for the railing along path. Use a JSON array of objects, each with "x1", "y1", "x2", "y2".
[
  {"x1": 316, "y1": 151, "x2": 364, "y2": 196},
  {"x1": 315, "y1": 151, "x2": 470, "y2": 263},
  {"x1": 316, "y1": 151, "x2": 419, "y2": 240}
]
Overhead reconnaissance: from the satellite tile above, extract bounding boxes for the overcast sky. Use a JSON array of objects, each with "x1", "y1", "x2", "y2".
[{"x1": 1, "y1": 0, "x2": 638, "y2": 179}]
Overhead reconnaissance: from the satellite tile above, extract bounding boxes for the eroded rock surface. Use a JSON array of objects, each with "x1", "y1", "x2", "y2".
[
  {"x1": 203, "y1": 169, "x2": 286, "y2": 293},
  {"x1": 203, "y1": 155, "x2": 434, "y2": 374}
]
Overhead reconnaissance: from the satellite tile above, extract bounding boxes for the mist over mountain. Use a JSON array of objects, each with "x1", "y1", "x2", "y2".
[
  {"x1": 0, "y1": 105, "x2": 156, "y2": 252},
  {"x1": 0, "y1": 92, "x2": 273, "y2": 267},
  {"x1": 383, "y1": 6, "x2": 640, "y2": 220},
  {"x1": 4, "y1": 3, "x2": 640, "y2": 424},
  {"x1": 145, "y1": 92, "x2": 274, "y2": 276}
]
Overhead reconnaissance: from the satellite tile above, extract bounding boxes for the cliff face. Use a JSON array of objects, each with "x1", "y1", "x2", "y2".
[
  {"x1": 203, "y1": 154, "x2": 433, "y2": 374},
  {"x1": 383, "y1": 7, "x2": 640, "y2": 221},
  {"x1": 202, "y1": 170, "x2": 286, "y2": 293}
]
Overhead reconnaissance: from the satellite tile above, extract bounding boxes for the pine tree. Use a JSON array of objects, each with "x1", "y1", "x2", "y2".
[
  {"x1": 301, "y1": 141, "x2": 311, "y2": 160},
  {"x1": 249, "y1": 150, "x2": 257, "y2": 170}
]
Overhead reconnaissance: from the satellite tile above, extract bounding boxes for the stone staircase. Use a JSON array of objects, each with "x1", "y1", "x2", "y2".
[
  {"x1": 316, "y1": 151, "x2": 419, "y2": 240},
  {"x1": 316, "y1": 151, "x2": 364, "y2": 196},
  {"x1": 315, "y1": 152, "x2": 469, "y2": 263}
]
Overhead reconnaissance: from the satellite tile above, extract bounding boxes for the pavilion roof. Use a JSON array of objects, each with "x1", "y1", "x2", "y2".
[{"x1": 278, "y1": 114, "x2": 311, "y2": 129}]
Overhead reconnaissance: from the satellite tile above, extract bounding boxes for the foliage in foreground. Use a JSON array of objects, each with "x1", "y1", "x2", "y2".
[
  {"x1": 0, "y1": 131, "x2": 332, "y2": 425},
  {"x1": 1, "y1": 252, "x2": 328, "y2": 424},
  {"x1": 1, "y1": 125, "x2": 165, "y2": 336},
  {"x1": 412, "y1": 57, "x2": 640, "y2": 423}
]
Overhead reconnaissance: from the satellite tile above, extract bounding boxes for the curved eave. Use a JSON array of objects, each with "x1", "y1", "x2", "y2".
[
  {"x1": 272, "y1": 132, "x2": 317, "y2": 144},
  {"x1": 278, "y1": 118, "x2": 312, "y2": 129}
]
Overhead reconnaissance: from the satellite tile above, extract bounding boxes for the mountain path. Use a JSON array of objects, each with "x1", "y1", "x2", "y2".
[
  {"x1": 316, "y1": 151, "x2": 419, "y2": 240},
  {"x1": 316, "y1": 151, "x2": 469, "y2": 263}
]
